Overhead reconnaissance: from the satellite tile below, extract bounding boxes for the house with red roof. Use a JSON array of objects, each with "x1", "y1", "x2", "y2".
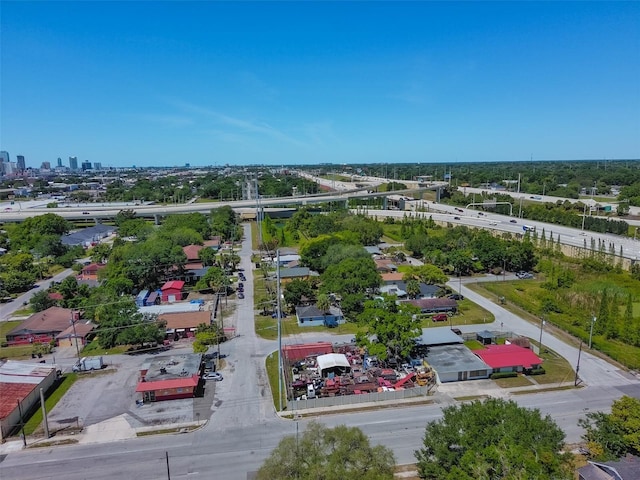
[
  {"x1": 472, "y1": 344, "x2": 543, "y2": 373},
  {"x1": 160, "y1": 280, "x2": 185, "y2": 302},
  {"x1": 182, "y1": 244, "x2": 204, "y2": 270},
  {"x1": 77, "y1": 262, "x2": 106, "y2": 281}
]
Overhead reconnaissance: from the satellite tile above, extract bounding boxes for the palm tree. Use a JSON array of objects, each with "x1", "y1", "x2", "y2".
[
  {"x1": 316, "y1": 293, "x2": 331, "y2": 326},
  {"x1": 406, "y1": 279, "x2": 421, "y2": 299}
]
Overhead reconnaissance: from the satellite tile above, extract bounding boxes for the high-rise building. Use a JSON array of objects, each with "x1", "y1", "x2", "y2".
[
  {"x1": 0, "y1": 151, "x2": 9, "y2": 164},
  {"x1": 41, "y1": 161, "x2": 51, "y2": 170},
  {"x1": 57, "y1": 157, "x2": 63, "y2": 168},
  {"x1": 93, "y1": 162, "x2": 102, "y2": 170},
  {"x1": 81, "y1": 160, "x2": 92, "y2": 171},
  {"x1": 69, "y1": 156, "x2": 78, "y2": 170},
  {"x1": 16, "y1": 155, "x2": 26, "y2": 172}
]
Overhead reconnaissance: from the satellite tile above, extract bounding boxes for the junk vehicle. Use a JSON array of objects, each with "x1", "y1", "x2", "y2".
[{"x1": 72, "y1": 356, "x2": 104, "y2": 372}]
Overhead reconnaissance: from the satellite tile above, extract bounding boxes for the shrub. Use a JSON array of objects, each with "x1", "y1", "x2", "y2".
[
  {"x1": 527, "y1": 368, "x2": 546, "y2": 376},
  {"x1": 490, "y1": 371, "x2": 518, "y2": 379}
]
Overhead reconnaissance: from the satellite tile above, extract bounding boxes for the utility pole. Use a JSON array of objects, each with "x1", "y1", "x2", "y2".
[
  {"x1": 276, "y1": 250, "x2": 283, "y2": 412},
  {"x1": 70, "y1": 311, "x2": 81, "y2": 363},
  {"x1": 574, "y1": 340, "x2": 583, "y2": 386},
  {"x1": 539, "y1": 317, "x2": 545, "y2": 354},
  {"x1": 40, "y1": 388, "x2": 50, "y2": 438}
]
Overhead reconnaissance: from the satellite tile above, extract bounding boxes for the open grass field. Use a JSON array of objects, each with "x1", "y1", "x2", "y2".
[{"x1": 475, "y1": 274, "x2": 640, "y2": 370}]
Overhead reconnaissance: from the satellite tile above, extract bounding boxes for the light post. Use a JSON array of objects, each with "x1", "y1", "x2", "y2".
[
  {"x1": 588, "y1": 316, "x2": 596, "y2": 349},
  {"x1": 539, "y1": 317, "x2": 545, "y2": 353}
]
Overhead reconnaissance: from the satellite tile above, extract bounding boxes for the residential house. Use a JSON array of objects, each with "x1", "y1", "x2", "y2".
[
  {"x1": 295, "y1": 305, "x2": 345, "y2": 328},
  {"x1": 77, "y1": 263, "x2": 106, "y2": 282},
  {"x1": 473, "y1": 344, "x2": 543, "y2": 373},
  {"x1": 6, "y1": 307, "x2": 77, "y2": 346},
  {"x1": 577, "y1": 455, "x2": 640, "y2": 480},
  {"x1": 279, "y1": 267, "x2": 316, "y2": 284},
  {"x1": 404, "y1": 298, "x2": 458, "y2": 314},
  {"x1": 55, "y1": 322, "x2": 95, "y2": 348}
]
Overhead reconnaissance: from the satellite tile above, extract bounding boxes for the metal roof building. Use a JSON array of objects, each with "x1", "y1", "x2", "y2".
[{"x1": 0, "y1": 361, "x2": 58, "y2": 439}]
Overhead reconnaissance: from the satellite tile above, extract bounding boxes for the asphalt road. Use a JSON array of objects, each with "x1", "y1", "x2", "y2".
[{"x1": 0, "y1": 267, "x2": 77, "y2": 322}]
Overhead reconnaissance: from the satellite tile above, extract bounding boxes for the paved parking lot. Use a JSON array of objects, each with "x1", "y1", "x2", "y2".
[{"x1": 47, "y1": 341, "x2": 218, "y2": 433}]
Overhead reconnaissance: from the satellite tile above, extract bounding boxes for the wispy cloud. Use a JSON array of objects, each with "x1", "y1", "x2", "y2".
[{"x1": 169, "y1": 99, "x2": 308, "y2": 147}]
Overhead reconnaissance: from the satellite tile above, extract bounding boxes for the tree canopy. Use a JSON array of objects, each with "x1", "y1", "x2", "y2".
[
  {"x1": 415, "y1": 398, "x2": 572, "y2": 480},
  {"x1": 579, "y1": 395, "x2": 640, "y2": 461},
  {"x1": 356, "y1": 295, "x2": 422, "y2": 360},
  {"x1": 256, "y1": 421, "x2": 395, "y2": 480}
]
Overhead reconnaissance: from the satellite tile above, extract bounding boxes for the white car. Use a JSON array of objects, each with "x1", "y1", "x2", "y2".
[{"x1": 203, "y1": 372, "x2": 223, "y2": 381}]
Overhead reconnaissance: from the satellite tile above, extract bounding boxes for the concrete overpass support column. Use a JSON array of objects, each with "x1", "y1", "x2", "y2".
[
  {"x1": 343, "y1": 198, "x2": 349, "y2": 209},
  {"x1": 383, "y1": 197, "x2": 388, "y2": 210},
  {"x1": 154, "y1": 214, "x2": 160, "y2": 225}
]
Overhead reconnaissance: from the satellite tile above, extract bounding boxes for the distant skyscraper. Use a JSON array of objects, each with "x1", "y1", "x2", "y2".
[
  {"x1": 16, "y1": 155, "x2": 26, "y2": 172},
  {"x1": 41, "y1": 161, "x2": 51, "y2": 170},
  {"x1": 93, "y1": 162, "x2": 102, "y2": 170},
  {"x1": 57, "y1": 157, "x2": 63, "y2": 168},
  {"x1": 81, "y1": 160, "x2": 92, "y2": 171},
  {"x1": 69, "y1": 156, "x2": 78, "y2": 170},
  {"x1": 0, "y1": 151, "x2": 8, "y2": 164}
]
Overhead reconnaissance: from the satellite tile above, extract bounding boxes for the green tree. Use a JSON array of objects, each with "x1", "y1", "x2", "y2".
[
  {"x1": 256, "y1": 421, "x2": 395, "y2": 480},
  {"x1": 192, "y1": 322, "x2": 225, "y2": 353},
  {"x1": 283, "y1": 279, "x2": 314, "y2": 311},
  {"x1": 320, "y1": 257, "x2": 380, "y2": 297},
  {"x1": 415, "y1": 398, "x2": 572, "y2": 480},
  {"x1": 579, "y1": 395, "x2": 640, "y2": 460},
  {"x1": 405, "y1": 279, "x2": 421, "y2": 299},
  {"x1": 194, "y1": 266, "x2": 228, "y2": 293},
  {"x1": 356, "y1": 296, "x2": 421, "y2": 361},
  {"x1": 198, "y1": 247, "x2": 218, "y2": 267},
  {"x1": 29, "y1": 289, "x2": 56, "y2": 312}
]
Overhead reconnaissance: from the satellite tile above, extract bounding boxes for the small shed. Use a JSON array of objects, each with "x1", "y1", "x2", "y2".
[
  {"x1": 145, "y1": 291, "x2": 160, "y2": 306},
  {"x1": 476, "y1": 330, "x2": 496, "y2": 345},
  {"x1": 136, "y1": 290, "x2": 150, "y2": 307},
  {"x1": 161, "y1": 281, "x2": 185, "y2": 303}
]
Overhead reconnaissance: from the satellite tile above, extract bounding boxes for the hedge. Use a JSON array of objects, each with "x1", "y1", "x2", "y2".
[{"x1": 490, "y1": 372, "x2": 518, "y2": 379}]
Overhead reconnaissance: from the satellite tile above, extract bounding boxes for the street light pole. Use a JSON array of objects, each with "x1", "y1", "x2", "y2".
[
  {"x1": 588, "y1": 316, "x2": 597, "y2": 349},
  {"x1": 539, "y1": 317, "x2": 545, "y2": 353}
]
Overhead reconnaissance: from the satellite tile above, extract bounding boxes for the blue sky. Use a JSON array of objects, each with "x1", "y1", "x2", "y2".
[{"x1": 1, "y1": 1, "x2": 639, "y2": 168}]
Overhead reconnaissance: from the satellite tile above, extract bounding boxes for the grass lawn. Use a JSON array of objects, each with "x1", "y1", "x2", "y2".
[
  {"x1": 265, "y1": 350, "x2": 286, "y2": 411},
  {"x1": 532, "y1": 344, "x2": 576, "y2": 385},
  {"x1": 80, "y1": 341, "x2": 129, "y2": 356},
  {"x1": 1, "y1": 320, "x2": 21, "y2": 341},
  {"x1": 23, "y1": 373, "x2": 79, "y2": 435},
  {"x1": 0, "y1": 344, "x2": 34, "y2": 360},
  {"x1": 10, "y1": 306, "x2": 33, "y2": 317},
  {"x1": 464, "y1": 340, "x2": 485, "y2": 350},
  {"x1": 256, "y1": 314, "x2": 359, "y2": 340},
  {"x1": 419, "y1": 300, "x2": 494, "y2": 329},
  {"x1": 493, "y1": 375, "x2": 535, "y2": 388}
]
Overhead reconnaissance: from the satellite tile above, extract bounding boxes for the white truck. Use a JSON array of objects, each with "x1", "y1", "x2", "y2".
[{"x1": 73, "y1": 356, "x2": 104, "y2": 372}]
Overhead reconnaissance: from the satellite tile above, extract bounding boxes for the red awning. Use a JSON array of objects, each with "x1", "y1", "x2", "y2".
[{"x1": 135, "y1": 375, "x2": 199, "y2": 392}]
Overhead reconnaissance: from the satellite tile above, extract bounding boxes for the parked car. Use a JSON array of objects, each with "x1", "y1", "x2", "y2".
[
  {"x1": 238, "y1": 282, "x2": 244, "y2": 288},
  {"x1": 237, "y1": 292, "x2": 244, "y2": 299},
  {"x1": 454, "y1": 216, "x2": 461, "y2": 220},
  {"x1": 203, "y1": 372, "x2": 223, "y2": 381},
  {"x1": 448, "y1": 294, "x2": 464, "y2": 300},
  {"x1": 510, "y1": 219, "x2": 517, "y2": 223},
  {"x1": 432, "y1": 313, "x2": 449, "y2": 322}
]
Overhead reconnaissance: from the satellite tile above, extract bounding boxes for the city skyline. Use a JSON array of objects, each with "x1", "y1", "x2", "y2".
[{"x1": 1, "y1": 1, "x2": 639, "y2": 168}]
